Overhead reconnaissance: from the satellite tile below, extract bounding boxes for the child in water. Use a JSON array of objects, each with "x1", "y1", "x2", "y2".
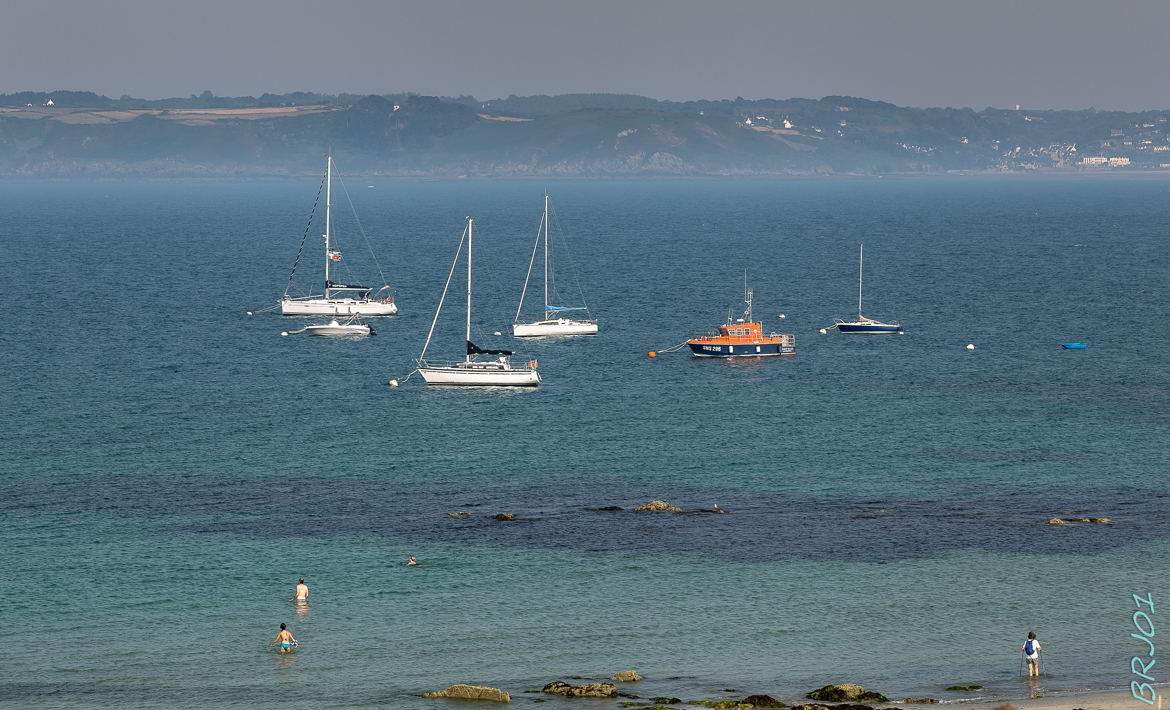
[{"x1": 1021, "y1": 631, "x2": 1042, "y2": 676}]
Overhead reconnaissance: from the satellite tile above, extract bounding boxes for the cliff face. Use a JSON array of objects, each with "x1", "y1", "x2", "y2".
[{"x1": 1, "y1": 92, "x2": 1166, "y2": 177}]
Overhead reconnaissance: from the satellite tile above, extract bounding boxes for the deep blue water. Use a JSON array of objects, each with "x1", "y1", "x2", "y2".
[{"x1": 2, "y1": 175, "x2": 1169, "y2": 709}]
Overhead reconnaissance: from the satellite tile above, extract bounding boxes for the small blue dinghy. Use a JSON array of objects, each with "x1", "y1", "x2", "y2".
[{"x1": 1061, "y1": 342, "x2": 1087, "y2": 349}]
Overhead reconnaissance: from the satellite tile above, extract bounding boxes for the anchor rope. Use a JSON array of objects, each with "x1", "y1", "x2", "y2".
[{"x1": 656, "y1": 339, "x2": 691, "y2": 353}]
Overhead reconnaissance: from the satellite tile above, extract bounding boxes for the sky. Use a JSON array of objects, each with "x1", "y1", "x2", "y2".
[{"x1": 3, "y1": 0, "x2": 1168, "y2": 111}]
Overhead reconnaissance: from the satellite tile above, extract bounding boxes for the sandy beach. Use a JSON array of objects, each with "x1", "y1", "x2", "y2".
[{"x1": 961, "y1": 688, "x2": 1162, "y2": 710}]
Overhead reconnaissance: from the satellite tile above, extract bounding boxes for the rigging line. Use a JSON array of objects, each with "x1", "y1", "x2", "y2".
[
  {"x1": 472, "y1": 226, "x2": 515, "y2": 322},
  {"x1": 418, "y1": 221, "x2": 469, "y2": 362},
  {"x1": 548, "y1": 200, "x2": 591, "y2": 314},
  {"x1": 285, "y1": 167, "x2": 328, "y2": 297},
  {"x1": 334, "y1": 166, "x2": 391, "y2": 290},
  {"x1": 515, "y1": 208, "x2": 544, "y2": 322}
]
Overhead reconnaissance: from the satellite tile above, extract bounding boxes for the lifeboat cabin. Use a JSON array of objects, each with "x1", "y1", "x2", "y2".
[{"x1": 687, "y1": 320, "x2": 796, "y2": 358}]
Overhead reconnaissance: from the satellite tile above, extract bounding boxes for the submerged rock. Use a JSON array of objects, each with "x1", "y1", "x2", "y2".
[
  {"x1": 542, "y1": 681, "x2": 618, "y2": 698},
  {"x1": 494, "y1": 513, "x2": 516, "y2": 521},
  {"x1": 807, "y1": 684, "x2": 885, "y2": 702},
  {"x1": 422, "y1": 684, "x2": 511, "y2": 702},
  {"x1": 634, "y1": 500, "x2": 684, "y2": 512},
  {"x1": 1047, "y1": 518, "x2": 1065, "y2": 525},
  {"x1": 610, "y1": 670, "x2": 643, "y2": 682},
  {"x1": 447, "y1": 511, "x2": 471, "y2": 518},
  {"x1": 741, "y1": 694, "x2": 786, "y2": 707}
]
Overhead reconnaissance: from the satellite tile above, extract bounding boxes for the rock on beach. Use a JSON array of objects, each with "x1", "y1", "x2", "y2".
[{"x1": 807, "y1": 684, "x2": 888, "y2": 703}]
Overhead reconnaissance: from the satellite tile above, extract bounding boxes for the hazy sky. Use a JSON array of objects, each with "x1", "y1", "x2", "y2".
[{"x1": 4, "y1": 0, "x2": 1168, "y2": 110}]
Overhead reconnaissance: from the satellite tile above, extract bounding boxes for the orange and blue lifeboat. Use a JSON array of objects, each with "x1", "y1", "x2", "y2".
[{"x1": 687, "y1": 320, "x2": 795, "y2": 357}]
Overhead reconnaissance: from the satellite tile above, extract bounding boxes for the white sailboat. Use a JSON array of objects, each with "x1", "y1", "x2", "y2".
[
  {"x1": 512, "y1": 193, "x2": 597, "y2": 337},
  {"x1": 416, "y1": 217, "x2": 541, "y2": 386},
  {"x1": 280, "y1": 155, "x2": 398, "y2": 316},
  {"x1": 829, "y1": 243, "x2": 903, "y2": 334}
]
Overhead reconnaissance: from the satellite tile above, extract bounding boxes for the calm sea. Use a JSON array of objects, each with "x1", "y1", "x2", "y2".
[{"x1": 2, "y1": 175, "x2": 1168, "y2": 709}]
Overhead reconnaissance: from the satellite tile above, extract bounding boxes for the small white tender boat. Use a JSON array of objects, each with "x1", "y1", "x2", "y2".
[{"x1": 305, "y1": 319, "x2": 374, "y2": 337}]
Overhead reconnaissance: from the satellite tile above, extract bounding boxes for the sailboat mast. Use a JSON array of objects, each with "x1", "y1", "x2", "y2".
[
  {"x1": 543, "y1": 193, "x2": 549, "y2": 313},
  {"x1": 324, "y1": 155, "x2": 332, "y2": 297},
  {"x1": 858, "y1": 243, "x2": 864, "y2": 319},
  {"x1": 466, "y1": 217, "x2": 473, "y2": 362}
]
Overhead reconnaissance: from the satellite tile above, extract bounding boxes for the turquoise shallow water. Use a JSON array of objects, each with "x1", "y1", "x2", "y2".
[{"x1": 2, "y1": 176, "x2": 1169, "y2": 708}]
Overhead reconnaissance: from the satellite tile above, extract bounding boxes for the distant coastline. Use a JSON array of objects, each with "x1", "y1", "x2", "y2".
[{"x1": 2, "y1": 91, "x2": 1168, "y2": 178}]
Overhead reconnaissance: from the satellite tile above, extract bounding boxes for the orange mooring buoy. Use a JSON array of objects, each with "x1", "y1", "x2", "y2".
[{"x1": 648, "y1": 351, "x2": 657, "y2": 358}]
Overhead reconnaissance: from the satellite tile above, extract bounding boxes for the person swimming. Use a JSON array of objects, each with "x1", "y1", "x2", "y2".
[
  {"x1": 292, "y1": 578, "x2": 308, "y2": 601},
  {"x1": 269, "y1": 623, "x2": 296, "y2": 653}
]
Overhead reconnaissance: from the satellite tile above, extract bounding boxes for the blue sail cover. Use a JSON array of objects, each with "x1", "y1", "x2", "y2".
[{"x1": 546, "y1": 306, "x2": 586, "y2": 312}]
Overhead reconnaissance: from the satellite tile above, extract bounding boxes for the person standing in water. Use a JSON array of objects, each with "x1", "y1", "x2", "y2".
[
  {"x1": 291, "y1": 578, "x2": 308, "y2": 601},
  {"x1": 269, "y1": 623, "x2": 296, "y2": 654},
  {"x1": 1021, "y1": 631, "x2": 1042, "y2": 676}
]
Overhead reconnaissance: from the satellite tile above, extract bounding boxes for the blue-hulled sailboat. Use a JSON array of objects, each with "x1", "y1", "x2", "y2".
[{"x1": 829, "y1": 244, "x2": 903, "y2": 334}]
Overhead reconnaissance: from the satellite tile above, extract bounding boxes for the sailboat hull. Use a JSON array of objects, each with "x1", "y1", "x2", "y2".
[
  {"x1": 512, "y1": 319, "x2": 598, "y2": 337},
  {"x1": 835, "y1": 321, "x2": 903, "y2": 334},
  {"x1": 282, "y1": 298, "x2": 398, "y2": 316},
  {"x1": 417, "y1": 360, "x2": 540, "y2": 386}
]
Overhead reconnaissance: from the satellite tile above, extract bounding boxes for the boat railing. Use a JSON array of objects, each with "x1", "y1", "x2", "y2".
[
  {"x1": 417, "y1": 357, "x2": 530, "y2": 371},
  {"x1": 690, "y1": 331, "x2": 793, "y2": 344}
]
